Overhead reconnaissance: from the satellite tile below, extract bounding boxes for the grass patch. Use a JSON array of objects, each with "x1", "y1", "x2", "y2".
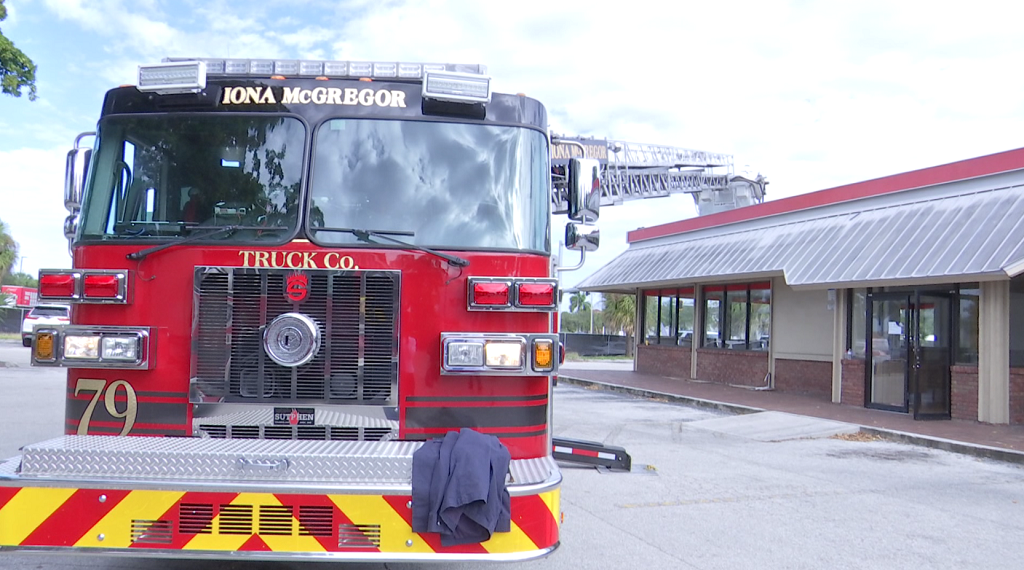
[
  {"x1": 0, "y1": 333, "x2": 20, "y2": 341},
  {"x1": 830, "y1": 432, "x2": 883, "y2": 442}
]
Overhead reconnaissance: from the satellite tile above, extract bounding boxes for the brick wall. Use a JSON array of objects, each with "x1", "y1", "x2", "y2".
[
  {"x1": 774, "y1": 359, "x2": 832, "y2": 396},
  {"x1": 951, "y1": 366, "x2": 979, "y2": 422},
  {"x1": 1010, "y1": 368, "x2": 1024, "y2": 425},
  {"x1": 841, "y1": 359, "x2": 865, "y2": 406},
  {"x1": 636, "y1": 345, "x2": 691, "y2": 378},
  {"x1": 695, "y1": 349, "x2": 768, "y2": 387}
]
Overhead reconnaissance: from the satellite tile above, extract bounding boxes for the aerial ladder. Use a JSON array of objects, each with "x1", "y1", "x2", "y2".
[
  {"x1": 548, "y1": 136, "x2": 767, "y2": 471},
  {"x1": 551, "y1": 135, "x2": 767, "y2": 216}
]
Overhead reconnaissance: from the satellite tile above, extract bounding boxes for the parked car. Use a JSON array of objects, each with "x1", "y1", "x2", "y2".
[{"x1": 21, "y1": 304, "x2": 70, "y2": 347}]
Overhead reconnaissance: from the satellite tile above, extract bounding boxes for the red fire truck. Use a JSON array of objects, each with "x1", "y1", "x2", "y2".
[{"x1": 0, "y1": 58, "x2": 606, "y2": 563}]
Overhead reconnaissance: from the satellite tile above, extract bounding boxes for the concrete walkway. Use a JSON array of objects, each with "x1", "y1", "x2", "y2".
[{"x1": 557, "y1": 362, "x2": 1024, "y2": 464}]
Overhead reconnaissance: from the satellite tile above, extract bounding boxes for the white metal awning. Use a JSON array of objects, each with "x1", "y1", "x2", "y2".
[{"x1": 577, "y1": 183, "x2": 1024, "y2": 292}]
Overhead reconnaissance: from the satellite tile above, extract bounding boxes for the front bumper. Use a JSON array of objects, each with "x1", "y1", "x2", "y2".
[{"x1": 0, "y1": 436, "x2": 560, "y2": 562}]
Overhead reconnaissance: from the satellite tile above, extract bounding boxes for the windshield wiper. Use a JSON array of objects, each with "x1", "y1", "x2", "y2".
[
  {"x1": 311, "y1": 227, "x2": 470, "y2": 268},
  {"x1": 126, "y1": 225, "x2": 286, "y2": 261}
]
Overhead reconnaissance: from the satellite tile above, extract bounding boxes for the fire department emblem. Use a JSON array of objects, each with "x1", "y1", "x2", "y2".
[{"x1": 286, "y1": 273, "x2": 309, "y2": 302}]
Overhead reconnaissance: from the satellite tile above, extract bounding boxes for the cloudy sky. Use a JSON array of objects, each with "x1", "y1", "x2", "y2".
[{"x1": 2, "y1": 0, "x2": 1023, "y2": 304}]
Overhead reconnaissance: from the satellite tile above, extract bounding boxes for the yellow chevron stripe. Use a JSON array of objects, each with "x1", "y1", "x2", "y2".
[
  {"x1": 540, "y1": 489, "x2": 561, "y2": 524},
  {"x1": 75, "y1": 490, "x2": 185, "y2": 548},
  {"x1": 481, "y1": 520, "x2": 535, "y2": 553},
  {"x1": 329, "y1": 495, "x2": 433, "y2": 554},
  {"x1": 0, "y1": 487, "x2": 76, "y2": 546},
  {"x1": 247, "y1": 493, "x2": 326, "y2": 554}
]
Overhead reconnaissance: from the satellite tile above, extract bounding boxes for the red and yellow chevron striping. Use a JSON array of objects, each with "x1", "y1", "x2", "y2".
[{"x1": 0, "y1": 485, "x2": 559, "y2": 559}]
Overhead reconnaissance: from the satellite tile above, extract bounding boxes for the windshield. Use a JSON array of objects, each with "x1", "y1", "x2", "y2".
[
  {"x1": 79, "y1": 115, "x2": 305, "y2": 240},
  {"x1": 308, "y1": 120, "x2": 550, "y2": 253}
]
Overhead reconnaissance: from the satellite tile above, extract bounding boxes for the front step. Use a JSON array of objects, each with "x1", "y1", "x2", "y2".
[{"x1": 9, "y1": 436, "x2": 557, "y2": 489}]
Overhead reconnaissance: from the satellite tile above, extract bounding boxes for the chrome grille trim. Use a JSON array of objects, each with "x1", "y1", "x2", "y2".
[{"x1": 191, "y1": 267, "x2": 399, "y2": 406}]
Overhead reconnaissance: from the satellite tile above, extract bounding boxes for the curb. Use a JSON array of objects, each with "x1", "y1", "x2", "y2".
[
  {"x1": 557, "y1": 374, "x2": 1024, "y2": 466},
  {"x1": 557, "y1": 375, "x2": 763, "y2": 416},
  {"x1": 859, "y1": 427, "x2": 1024, "y2": 465}
]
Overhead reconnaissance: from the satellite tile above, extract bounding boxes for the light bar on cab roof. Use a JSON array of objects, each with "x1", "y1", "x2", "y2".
[
  {"x1": 423, "y1": 70, "x2": 491, "y2": 104},
  {"x1": 162, "y1": 57, "x2": 487, "y2": 80},
  {"x1": 137, "y1": 61, "x2": 207, "y2": 94}
]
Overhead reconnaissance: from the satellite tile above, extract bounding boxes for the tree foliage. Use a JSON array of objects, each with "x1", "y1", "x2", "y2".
[
  {"x1": 0, "y1": 218, "x2": 17, "y2": 281},
  {"x1": 568, "y1": 291, "x2": 590, "y2": 314},
  {"x1": 602, "y1": 293, "x2": 636, "y2": 337},
  {"x1": 0, "y1": 0, "x2": 37, "y2": 100}
]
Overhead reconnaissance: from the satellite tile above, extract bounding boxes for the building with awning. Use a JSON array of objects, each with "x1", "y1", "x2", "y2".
[{"x1": 576, "y1": 147, "x2": 1024, "y2": 425}]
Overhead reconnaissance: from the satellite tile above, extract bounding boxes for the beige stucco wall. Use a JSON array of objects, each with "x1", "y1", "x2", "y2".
[{"x1": 771, "y1": 279, "x2": 834, "y2": 361}]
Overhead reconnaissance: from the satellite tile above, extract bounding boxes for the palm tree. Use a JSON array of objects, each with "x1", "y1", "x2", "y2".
[
  {"x1": 602, "y1": 293, "x2": 637, "y2": 356},
  {"x1": 0, "y1": 218, "x2": 17, "y2": 283},
  {"x1": 568, "y1": 291, "x2": 591, "y2": 315}
]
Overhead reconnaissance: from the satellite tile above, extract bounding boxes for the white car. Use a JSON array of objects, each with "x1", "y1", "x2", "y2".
[{"x1": 21, "y1": 304, "x2": 70, "y2": 347}]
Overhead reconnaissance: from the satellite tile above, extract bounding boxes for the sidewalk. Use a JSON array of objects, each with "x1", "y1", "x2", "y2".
[{"x1": 557, "y1": 362, "x2": 1024, "y2": 464}]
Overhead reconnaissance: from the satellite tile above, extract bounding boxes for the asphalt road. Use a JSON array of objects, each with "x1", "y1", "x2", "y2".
[{"x1": 1, "y1": 340, "x2": 1023, "y2": 569}]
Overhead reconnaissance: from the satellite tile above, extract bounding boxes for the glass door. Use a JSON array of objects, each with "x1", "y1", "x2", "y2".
[
  {"x1": 868, "y1": 294, "x2": 910, "y2": 412},
  {"x1": 866, "y1": 291, "x2": 952, "y2": 417},
  {"x1": 913, "y1": 294, "x2": 952, "y2": 419}
]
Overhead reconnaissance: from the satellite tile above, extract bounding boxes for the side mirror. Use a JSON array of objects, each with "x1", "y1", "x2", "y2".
[
  {"x1": 565, "y1": 222, "x2": 599, "y2": 252},
  {"x1": 64, "y1": 147, "x2": 91, "y2": 212},
  {"x1": 567, "y1": 158, "x2": 601, "y2": 223},
  {"x1": 63, "y1": 213, "x2": 79, "y2": 240}
]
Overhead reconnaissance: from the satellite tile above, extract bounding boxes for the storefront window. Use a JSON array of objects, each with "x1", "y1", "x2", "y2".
[
  {"x1": 704, "y1": 288, "x2": 723, "y2": 348},
  {"x1": 644, "y1": 292, "x2": 659, "y2": 345},
  {"x1": 677, "y1": 290, "x2": 695, "y2": 346},
  {"x1": 957, "y1": 287, "x2": 979, "y2": 365},
  {"x1": 725, "y1": 288, "x2": 748, "y2": 349},
  {"x1": 749, "y1": 288, "x2": 771, "y2": 351},
  {"x1": 848, "y1": 289, "x2": 867, "y2": 359},
  {"x1": 1009, "y1": 277, "x2": 1024, "y2": 367},
  {"x1": 701, "y1": 283, "x2": 770, "y2": 350},
  {"x1": 659, "y1": 294, "x2": 676, "y2": 345}
]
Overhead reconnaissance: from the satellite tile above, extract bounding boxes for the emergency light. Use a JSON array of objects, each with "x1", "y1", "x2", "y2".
[
  {"x1": 163, "y1": 57, "x2": 487, "y2": 80},
  {"x1": 39, "y1": 269, "x2": 130, "y2": 304},
  {"x1": 137, "y1": 61, "x2": 207, "y2": 95},
  {"x1": 468, "y1": 277, "x2": 558, "y2": 311}
]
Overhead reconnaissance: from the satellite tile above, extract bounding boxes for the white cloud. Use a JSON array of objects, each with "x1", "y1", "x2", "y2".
[
  {"x1": 7, "y1": 0, "x2": 1024, "y2": 292},
  {"x1": 0, "y1": 148, "x2": 75, "y2": 275}
]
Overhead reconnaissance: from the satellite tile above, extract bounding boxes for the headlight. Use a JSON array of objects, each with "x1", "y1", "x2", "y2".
[
  {"x1": 64, "y1": 335, "x2": 100, "y2": 359},
  {"x1": 446, "y1": 342, "x2": 484, "y2": 367},
  {"x1": 484, "y1": 341, "x2": 524, "y2": 369},
  {"x1": 102, "y1": 336, "x2": 140, "y2": 361}
]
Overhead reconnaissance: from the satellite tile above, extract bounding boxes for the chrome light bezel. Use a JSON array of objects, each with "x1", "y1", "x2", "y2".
[{"x1": 31, "y1": 326, "x2": 152, "y2": 369}]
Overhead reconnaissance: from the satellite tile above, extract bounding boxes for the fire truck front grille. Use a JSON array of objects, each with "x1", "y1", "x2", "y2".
[{"x1": 193, "y1": 267, "x2": 399, "y2": 406}]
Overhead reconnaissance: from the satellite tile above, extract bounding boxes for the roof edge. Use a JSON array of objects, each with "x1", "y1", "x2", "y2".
[{"x1": 628, "y1": 146, "x2": 1024, "y2": 243}]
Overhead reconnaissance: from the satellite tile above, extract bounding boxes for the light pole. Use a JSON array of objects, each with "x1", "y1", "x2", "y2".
[{"x1": 18, "y1": 256, "x2": 27, "y2": 275}]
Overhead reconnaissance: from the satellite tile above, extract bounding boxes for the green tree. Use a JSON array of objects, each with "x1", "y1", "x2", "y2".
[
  {"x1": 0, "y1": 219, "x2": 17, "y2": 281},
  {"x1": 0, "y1": 0, "x2": 37, "y2": 100},
  {"x1": 602, "y1": 293, "x2": 636, "y2": 356},
  {"x1": 568, "y1": 291, "x2": 590, "y2": 315},
  {"x1": 3, "y1": 271, "x2": 35, "y2": 287}
]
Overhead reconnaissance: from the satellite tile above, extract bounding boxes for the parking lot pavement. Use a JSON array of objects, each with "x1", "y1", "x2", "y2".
[{"x1": 2, "y1": 352, "x2": 1024, "y2": 569}]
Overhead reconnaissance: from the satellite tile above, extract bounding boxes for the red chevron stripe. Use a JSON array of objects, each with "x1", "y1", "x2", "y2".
[
  {"x1": 273, "y1": 493, "x2": 377, "y2": 553},
  {"x1": 511, "y1": 494, "x2": 558, "y2": 550},
  {"x1": 132, "y1": 491, "x2": 240, "y2": 549},
  {"x1": 238, "y1": 533, "x2": 272, "y2": 552},
  {"x1": 0, "y1": 487, "x2": 19, "y2": 511},
  {"x1": 382, "y1": 495, "x2": 489, "y2": 554},
  {"x1": 21, "y1": 489, "x2": 131, "y2": 547}
]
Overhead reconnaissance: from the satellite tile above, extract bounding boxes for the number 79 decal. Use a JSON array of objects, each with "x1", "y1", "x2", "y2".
[{"x1": 74, "y1": 378, "x2": 138, "y2": 436}]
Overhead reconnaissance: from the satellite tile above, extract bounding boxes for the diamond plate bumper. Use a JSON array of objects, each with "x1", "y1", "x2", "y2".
[{"x1": 0, "y1": 436, "x2": 561, "y2": 562}]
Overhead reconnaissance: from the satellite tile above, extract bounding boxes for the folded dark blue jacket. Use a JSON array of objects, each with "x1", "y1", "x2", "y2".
[{"x1": 411, "y1": 428, "x2": 511, "y2": 546}]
